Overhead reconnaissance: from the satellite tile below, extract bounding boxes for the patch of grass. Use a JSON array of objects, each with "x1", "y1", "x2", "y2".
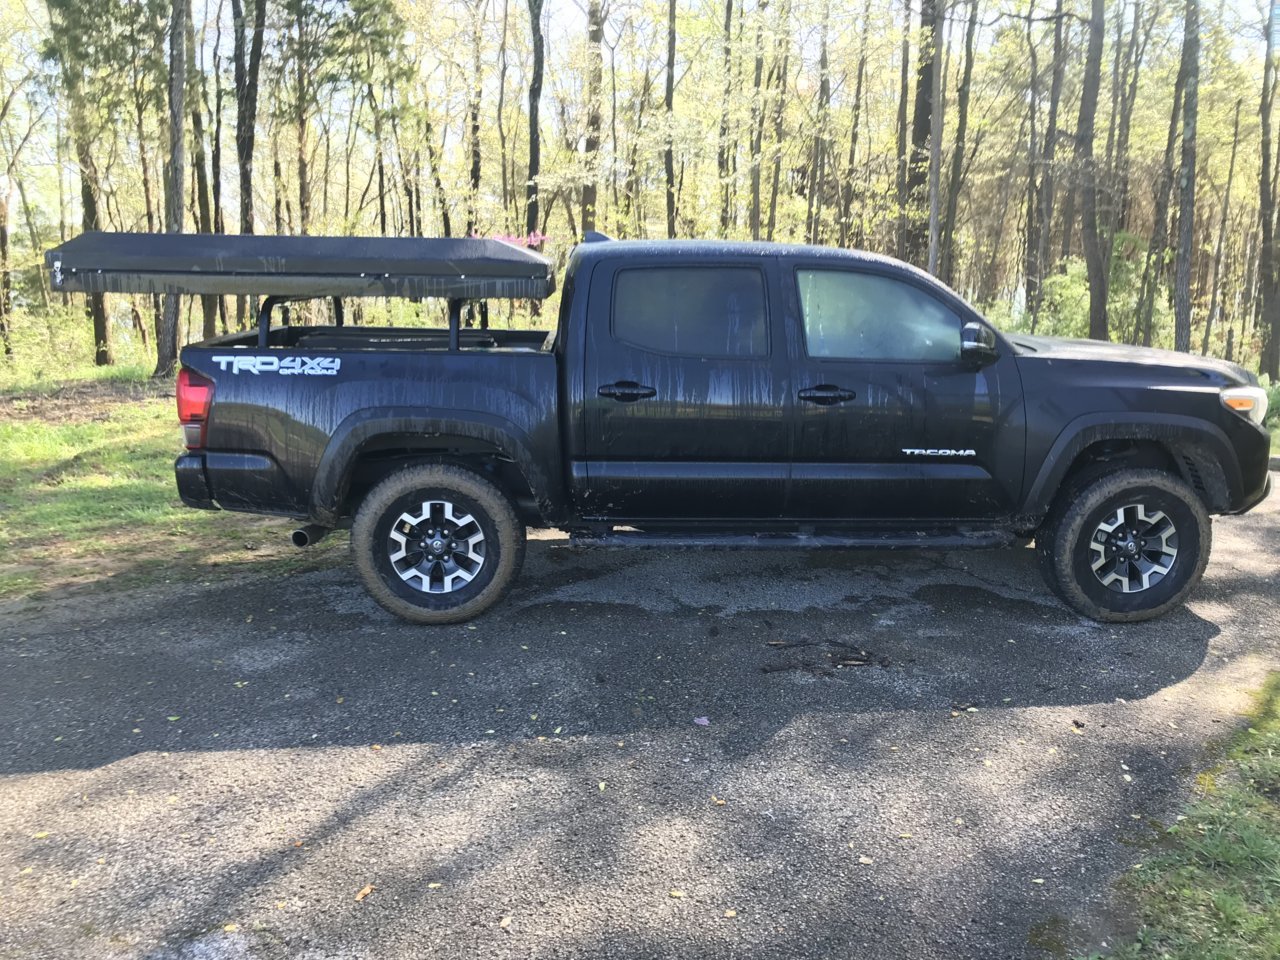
[
  {"x1": 0, "y1": 384, "x2": 344, "y2": 602},
  {"x1": 1084, "y1": 675, "x2": 1280, "y2": 960}
]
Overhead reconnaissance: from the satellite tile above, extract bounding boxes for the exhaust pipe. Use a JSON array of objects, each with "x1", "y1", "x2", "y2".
[{"x1": 291, "y1": 523, "x2": 329, "y2": 548}]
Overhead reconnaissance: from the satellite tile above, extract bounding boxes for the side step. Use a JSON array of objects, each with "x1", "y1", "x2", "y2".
[{"x1": 566, "y1": 528, "x2": 1017, "y2": 550}]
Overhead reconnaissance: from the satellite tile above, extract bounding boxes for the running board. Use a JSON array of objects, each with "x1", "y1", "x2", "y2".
[{"x1": 565, "y1": 529, "x2": 1017, "y2": 550}]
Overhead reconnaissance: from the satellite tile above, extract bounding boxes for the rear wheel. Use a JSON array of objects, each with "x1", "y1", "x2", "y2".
[
  {"x1": 1036, "y1": 468, "x2": 1211, "y2": 622},
  {"x1": 352, "y1": 464, "x2": 525, "y2": 624}
]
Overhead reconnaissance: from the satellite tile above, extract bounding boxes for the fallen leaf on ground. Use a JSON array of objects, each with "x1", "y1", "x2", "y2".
[
  {"x1": 669, "y1": 890, "x2": 685, "y2": 898},
  {"x1": 898, "y1": 832, "x2": 913, "y2": 839},
  {"x1": 723, "y1": 909, "x2": 737, "y2": 918},
  {"x1": 33, "y1": 832, "x2": 48, "y2": 840},
  {"x1": 223, "y1": 923, "x2": 238, "y2": 933},
  {"x1": 711, "y1": 795, "x2": 726, "y2": 806},
  {"x1": 500, "y1": 916, "x2": 512, "y2": 929},
  {"x1": 355, "y1": 884, "x2": 375, "y2": 902},
  {"x1": 599, "y1": 781, "x2": 607, "y2": 792}
]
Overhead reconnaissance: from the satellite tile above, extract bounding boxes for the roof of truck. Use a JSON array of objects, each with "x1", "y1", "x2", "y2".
[
  {"x1": 566, "y1": 238, "x2": 959, "y2": 300},
  {"x1": 45, "y1": 232, "x2": 556, "y2": 300}
]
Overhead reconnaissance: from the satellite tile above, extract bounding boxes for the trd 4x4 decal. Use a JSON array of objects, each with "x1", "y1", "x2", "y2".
[{"x1": 211, "y1": 355, "x2": 341, "y2": 376}]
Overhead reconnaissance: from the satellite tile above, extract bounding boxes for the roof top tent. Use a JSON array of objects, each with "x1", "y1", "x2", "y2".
[{"x1": 44, "y1": 232, "x2": 556, "y2": 351}]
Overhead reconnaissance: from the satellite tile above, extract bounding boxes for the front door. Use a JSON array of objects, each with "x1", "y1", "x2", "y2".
[
  {"x1": 783, "y1": 264, "x2": 1024, "y2": 520},
  {"x1": 579, "y1": 259, "x2": 790, "y2": 521}
]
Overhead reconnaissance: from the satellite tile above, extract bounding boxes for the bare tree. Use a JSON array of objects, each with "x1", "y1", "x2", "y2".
[
  {"x1": 905, "y1": 0, "x2": 938, "y2": 266},
  {"x1": 1260, "y1": 4, "x2": 1280, "y2": 377},
  {"x1": 1173, "y1": 0, "x2": 1199, "y2": 353},
  {"x1": 663, "y1": 0, "x2": 677, "y2": 238},
  {"x1": 525, "y1": 0, "x2": 544, "y2": 241},
  {"x1": 155, "y1": 0, "x2": 187, "y2": 377},
  {"x1": 1203, "y1": 99, "x2": 1241, "y2": 355},
  {"x1": 1076, "y1": 0, "x2": 1107, "y2": 341},
  {"x1": 582, "y1": 0, "x2": 604, "y2": 235},
  {"x1": 940, "y1": 0, "x2": 978, "y2": 284}
]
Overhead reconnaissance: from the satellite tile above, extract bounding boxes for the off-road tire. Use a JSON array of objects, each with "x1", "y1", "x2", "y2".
[
  {"x1": 1036, "y1": 467, "x2": 1211, "y2": 623},
  {"x1": 352, "y1": 464, "x2": 525, "y2": 624}
]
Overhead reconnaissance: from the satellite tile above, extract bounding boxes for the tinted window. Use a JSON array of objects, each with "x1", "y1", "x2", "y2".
[
  {"x1": 797, "y1": 269, "x2": 960, "y2": 362},
  {"x1": 613, "y1": 267, "x2": 768, "y2": 358}
]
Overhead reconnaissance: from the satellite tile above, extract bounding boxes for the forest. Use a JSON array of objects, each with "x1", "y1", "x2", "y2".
[{"x1": 0, "y1": 0, "x2": 1278, "y2": 381}]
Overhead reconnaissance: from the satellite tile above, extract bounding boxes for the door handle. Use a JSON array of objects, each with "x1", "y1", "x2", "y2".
[
  {"x1": 598, "y1": 381, "x2": 657, "y2": 402},
  {"x1": 798, "y1": 384, "x2": 856, "y2": 405}
]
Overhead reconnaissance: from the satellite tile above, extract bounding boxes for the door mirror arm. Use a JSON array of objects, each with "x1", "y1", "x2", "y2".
[{"x1": 960, "y1": 321, "x2": 999, "y2": 367}]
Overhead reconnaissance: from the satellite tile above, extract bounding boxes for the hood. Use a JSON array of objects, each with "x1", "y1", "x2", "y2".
[{"x1": 1008, "y1": 334, "x2": 1256, "y2": 386}]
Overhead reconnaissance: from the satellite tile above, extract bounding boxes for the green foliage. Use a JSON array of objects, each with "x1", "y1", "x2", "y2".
[
  {"x1": 0, "y1": 387, "x2": 343, "y2": 600},
  {"x1": 1092, "y1": 674, "x2": 1280, "y2": 960}
]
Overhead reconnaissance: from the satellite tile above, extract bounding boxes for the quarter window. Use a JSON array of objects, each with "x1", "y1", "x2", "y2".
[
  {"x1": 797, "y1": 269, "x2": 961, "y2": 362},
  {"x1": 613, "y1": 267, "x2": 768, "y2": 358}
]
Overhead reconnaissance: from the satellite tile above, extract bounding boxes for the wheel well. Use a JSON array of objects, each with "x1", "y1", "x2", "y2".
[
  {"x1": 339, "y1": 434, "x2": 538, "y2": 523},
  {"x1": 1055, "y1": 438, "x2": 1229, "y2": 512}
]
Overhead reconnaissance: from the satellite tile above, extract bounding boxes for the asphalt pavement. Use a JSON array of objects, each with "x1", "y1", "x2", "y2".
[{"x1": 3, "y1": 491, "x2": 1279, "y2": 960}]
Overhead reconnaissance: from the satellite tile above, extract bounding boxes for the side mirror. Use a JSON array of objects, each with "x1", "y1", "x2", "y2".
[{"x1": 960, "y1": 321, "x2": 999, "y2": 366}]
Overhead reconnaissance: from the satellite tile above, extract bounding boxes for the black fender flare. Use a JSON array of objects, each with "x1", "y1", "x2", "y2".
[
  {"x1": 1020, "y1": 412, "x2": 1240, "y2": 518},
  {"x1": 309, "y1": 406, "x2": 557, "y2": 525}
]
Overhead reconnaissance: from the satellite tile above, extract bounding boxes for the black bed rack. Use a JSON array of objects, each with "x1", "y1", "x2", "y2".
[{"x1": 45, "y1": 232, "x2": 555, "y2": 349}]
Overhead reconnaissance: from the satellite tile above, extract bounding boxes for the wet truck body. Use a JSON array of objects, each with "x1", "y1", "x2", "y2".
[{"x1": 46, "y1": 233, "x2": 1272, "y2": 624}]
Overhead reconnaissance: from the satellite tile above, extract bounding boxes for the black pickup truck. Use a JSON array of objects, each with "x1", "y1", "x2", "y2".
[{"x1": 47, "y1": 232, "x2": 1273, "y2": 624}]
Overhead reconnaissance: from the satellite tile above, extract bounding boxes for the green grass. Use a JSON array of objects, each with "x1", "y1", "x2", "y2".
[
  {"x1": 1084, "y1": 675, "x2": 1280, "y2": 960},
  {"x1": 0, "y1": 384, "x2": 345, "y2": 602}
]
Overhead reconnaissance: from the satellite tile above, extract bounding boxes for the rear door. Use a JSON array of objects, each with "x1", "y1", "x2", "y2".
[
  {"x1": 578, "y1": 258, "x2": 790, "y2": 520},
  {"x1": 783, "y1": 264, "x2": 1024, "y2": 520}
]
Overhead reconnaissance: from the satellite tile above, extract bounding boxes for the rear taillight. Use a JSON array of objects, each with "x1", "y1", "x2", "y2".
[{"x1": 177, "y1": 367, "x2": 214, "y2": 449}]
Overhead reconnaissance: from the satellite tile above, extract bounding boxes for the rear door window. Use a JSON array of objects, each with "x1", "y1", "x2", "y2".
[{"x1": 612, "y1": 267, "x2": 768, "y2": 358}]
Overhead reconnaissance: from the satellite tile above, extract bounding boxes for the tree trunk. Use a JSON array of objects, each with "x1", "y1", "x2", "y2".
[
  {"x1": 895, "y1": 1, "x2": 911, "y2": 258},
  {"x1": 766, "y1": 0, "x2": 790, "y2": 242},
  {"x1": 748, "y1": 5, "x2": 766, "y2": 240},
  {"x1": 1202, "y1": 99, "x2": 1241, "y2": 355},
  {"x1": 231, "y1": 0, "x2": 265, "y2": 233},
  {"x1": 804, "y1": 0, "x2": 831, "y2": 245},
  {"x1": 582, "y1": 0, "x2": 603, "y2": 235},
  {"x1": 1173, "y1": 0, "x2": 1199, "y2": 353},
  {"x1": 663, "y1": 0, "x2": 677, "y2": 238},
  {"x1": 838, "y1": 0, "x2": 872, "y2": 248},
  {"x1": 1076, "y1": 0, "x2": 1108, "y2": 341},
  {"x1": 940, "y1": 0, "x2": 977, "y2": 284},
  {"x1": 0, "y1": 186, "x2": 10, "y2": 356},
  {"x1": 904, "y1": 0, "x2": 938, "y2": 266},
  {"x1": 156, "y1": 0, "x2": 187, "y2": 377},
  {"x1": 1260, "y1": 4, "x2": 1280, "y2": 377},
  {"x1": 466, "y1": 0, "x2": 486, "y2": 236},
  {"x1": 925, "y1": 0, "x2": 944, "y2": 274},
  {"x1": 187, "y1": 16, "x2": 218, "y2": 340},
  {"x1": 1029, "y1": 0, "x2": 1065, "y2": 325},
  {"x1": 525, "y1": 0, "x2": 544, "y2": 241},
  {"x1": 716, "y1": 0, "x2": 734, "y2": 234},
  {"x1": 1134, "y1": 60, "x2": 1186, "y2": 346}
]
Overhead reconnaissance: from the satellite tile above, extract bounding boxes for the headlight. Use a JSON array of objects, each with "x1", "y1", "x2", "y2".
[{"x1": 1221, "y1": 386, "x2": 1269, "y2": 425}]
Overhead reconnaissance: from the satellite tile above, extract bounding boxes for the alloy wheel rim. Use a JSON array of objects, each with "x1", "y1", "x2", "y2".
[
  {"x1": 388, "y1": 500, "x2": 486, "y2": 593},
  {"x1": 1088, "y1": 503, "x2": 1178, "y2": 594}
]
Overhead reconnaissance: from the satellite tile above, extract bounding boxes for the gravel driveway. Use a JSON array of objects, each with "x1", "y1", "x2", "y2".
[{"x1": 3, "y1": 490, "x2": 1278, "y2": 960}]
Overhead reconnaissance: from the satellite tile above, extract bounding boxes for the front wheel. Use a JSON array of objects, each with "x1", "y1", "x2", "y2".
[
  {"x1": 351, "y1": 464, "x2": 526, "y2": 624},
  {"x1": 1036, "y1": 468, "x2": 1211, "y2": 623}
]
